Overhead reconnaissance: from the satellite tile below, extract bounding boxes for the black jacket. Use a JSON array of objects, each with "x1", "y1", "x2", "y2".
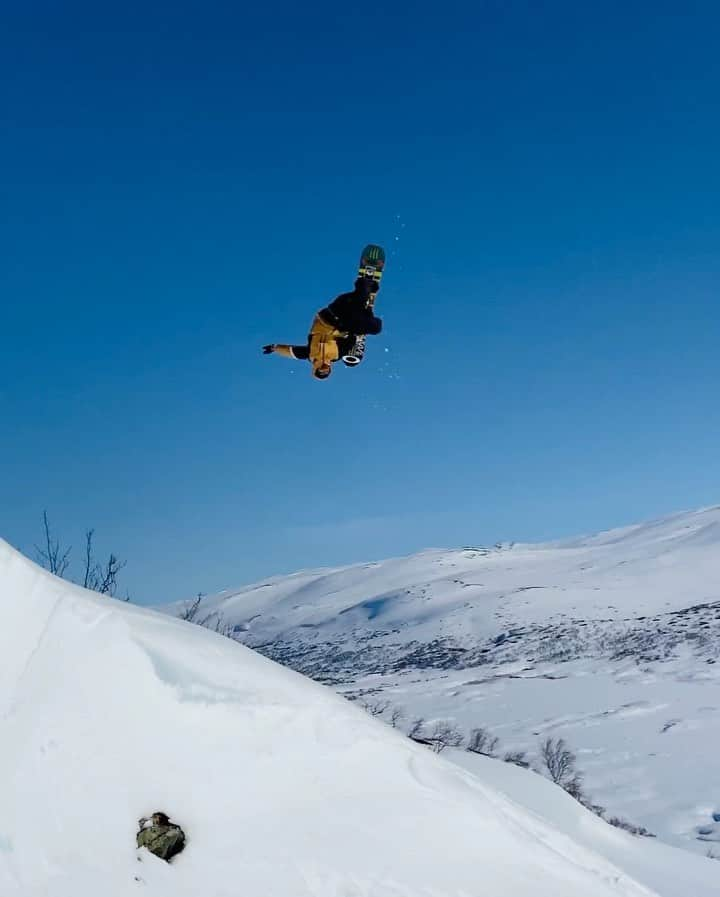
[{"x1": 319, "y1": 282, "x2": 382, "y2": 336}]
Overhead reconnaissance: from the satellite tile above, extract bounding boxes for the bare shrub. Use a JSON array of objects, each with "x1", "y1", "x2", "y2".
[
  {"x1": 35, "y1": 512, "x2": 128, "y2": 599},
  {"x1": 407, "y1": 717, "x2": 435, "y2": 747},
  {"x1": 82, "y1": 529, "x2": 126, "y2": 596},
  {"x1": 540, "y1": 737, "x2": 577, "y2": 786},
  {"x1": 360, "y1": 699, "x2": 390, "y2": 717},
  {"x1": 466, "y1": 727, "x2": 500, "y2": 757},
  {"x1": 428, "y1": 720, "x2": 465, "y2": 753},
  {"x1": 181, "y1": 597, "x2": 239, "y2": 639},
  {"x1": 181, "y1": 593, "x2": 205, "y2": 622},
  {"x1": 197, "y1": 610, "x2": 236, "y2": 639},
  {"x1": 408, "y1": 717, "x2": 426, "y2": 740},
  {"x1": 538, "y1": 737, "x2": 605, "y2": 812},
  {"x1": 562, "y1": 774, "x2": 605, "y2": 815},
  {"x1": 607, "y1": 816, "x2": 655, "y2": 837},
  {"x1": 562, "y1": 773, "x2": 585, "y2": 801},
  {"x1": 503, "y1": 750, "x2": 530, "y2": 769}
]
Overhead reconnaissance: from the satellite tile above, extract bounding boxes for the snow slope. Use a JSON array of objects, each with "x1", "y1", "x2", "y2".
[
  {"x1": 168, "y1": 506, "x2": 720, "y2": 856},
  {"x1": 7, "y1": 540, "x2": 716, "y2": 897},
  {"x1": 450, "y1": 750, "x2": 719, "y2": 897}
]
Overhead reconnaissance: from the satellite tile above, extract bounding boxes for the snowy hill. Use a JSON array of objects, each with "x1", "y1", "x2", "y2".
[
  {"x1": 168, "y1": 506, "x2": 720, "y2": 857},
  {"x1": 6, "y1": 540, "x2": 718, "y2": 896}
]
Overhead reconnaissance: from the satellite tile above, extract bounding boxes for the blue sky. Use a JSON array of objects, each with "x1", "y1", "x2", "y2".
[{"x1": 2, "y1": 2, "x2": 720, "y2": 604}]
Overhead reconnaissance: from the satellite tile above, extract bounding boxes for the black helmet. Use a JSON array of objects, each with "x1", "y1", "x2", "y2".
[{"x1": 313, "y1": 364, "x2": 331, "y2": 380}]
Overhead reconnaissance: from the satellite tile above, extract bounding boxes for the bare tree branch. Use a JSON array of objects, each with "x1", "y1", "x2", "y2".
[
  {"x1": 80, "y1": 528, "x2": 126, "y2": 596},
  {"x1": 181, "y1": 593, "x2": 204, "y2": 622},
  {"x1": 96, "y1": 553, "x2": 126, "y2": 596},
  {"x1": 83, "y1": 529, "x2": 95, "y2": 589},
  {"x1": 35, "y1": 511, "x2": 71, "y2": 577},
  {"x1": 408, "y1": 717, "x2": 426, "y2": 741}
]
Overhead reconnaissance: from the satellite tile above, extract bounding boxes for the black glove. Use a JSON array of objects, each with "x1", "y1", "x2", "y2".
[{"x1": 262, "y1": 344, "x2": 275, "y2": 354}]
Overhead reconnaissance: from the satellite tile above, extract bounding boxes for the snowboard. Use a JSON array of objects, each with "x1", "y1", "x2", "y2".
[{"x1": 342, "y1": 244, "x2": 385, "y2": 366}]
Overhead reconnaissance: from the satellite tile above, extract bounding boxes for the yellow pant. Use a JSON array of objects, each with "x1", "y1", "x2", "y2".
[{"x1": 308, "y1": 314, "x2": 346, "y2": 373}]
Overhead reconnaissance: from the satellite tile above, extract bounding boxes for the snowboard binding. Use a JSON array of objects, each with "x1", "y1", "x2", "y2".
[
  {"x1": 357, "y1": 244, "x2": 385, "y2": 290},
  {"x1": 342, "y1": 337, "x2": 366, "y2": 366}
]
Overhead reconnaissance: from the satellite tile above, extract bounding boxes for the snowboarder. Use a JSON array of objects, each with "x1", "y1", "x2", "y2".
[
  {"x1": 262, "y1": 277, "x2": 382, "y2": 380},
  {"x1": 136, "y1": 812, "x2": 186, "y2": 862}
]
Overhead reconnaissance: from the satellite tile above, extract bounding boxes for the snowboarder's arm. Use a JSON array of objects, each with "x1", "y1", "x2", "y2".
[
  {"x1": 346, "y1": 308, "x2": 382, "y2": 336},
  {"x1": 363, "y1": 312, "x2": 382, "y2": 336},
  {"x1": 268, "y1": 344, "x2": 310, "y2": 360}
]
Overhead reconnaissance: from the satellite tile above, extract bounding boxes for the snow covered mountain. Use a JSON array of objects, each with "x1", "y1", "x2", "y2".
[
  {"x1": 1, "y1": 537, "x2": 718, "y2": 896},
  {"x1": 169, "y1": 506, "x2": 720, "y2": 858}
]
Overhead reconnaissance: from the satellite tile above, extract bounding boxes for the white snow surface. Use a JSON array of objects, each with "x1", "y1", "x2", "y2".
[
  {"x1": 167, "y1": 505, "x2": 720, "y2": 858},
  {"x1": 2, "y1": 538, "x2": 717, "y2": 896}
]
